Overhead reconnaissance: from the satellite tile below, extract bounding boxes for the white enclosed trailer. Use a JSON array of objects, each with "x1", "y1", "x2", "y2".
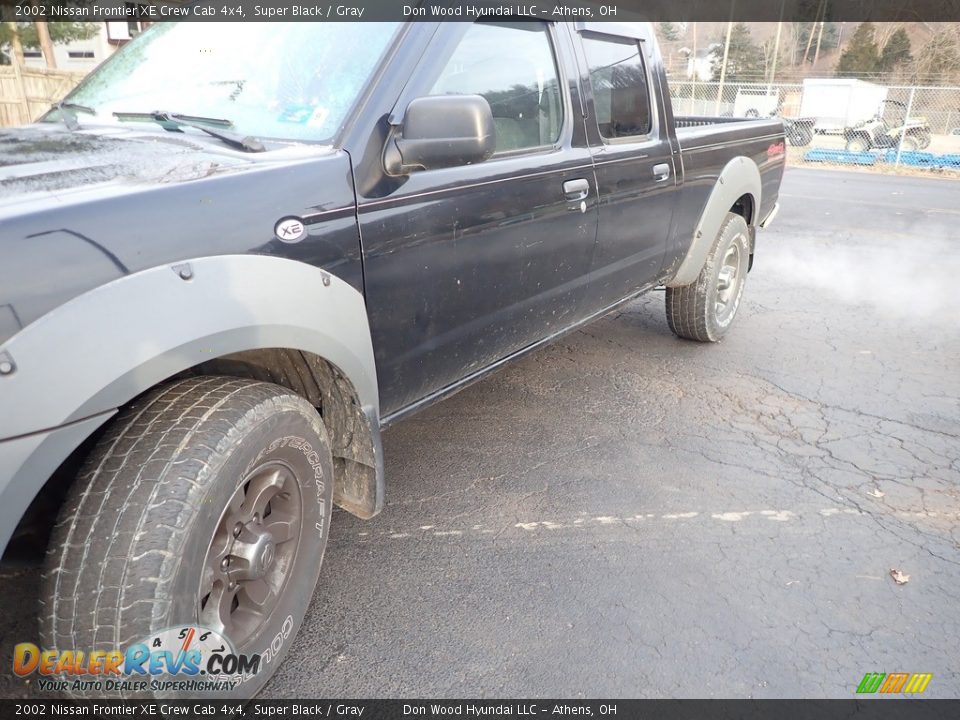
[
  {"x1": 733, "y1": 87, "x2": 780, "y2": 118},
  {"x1": 799, "y1": 78, "x2": 888, "y2": 133}
]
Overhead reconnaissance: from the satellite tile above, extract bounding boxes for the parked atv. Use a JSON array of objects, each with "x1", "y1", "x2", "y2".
[
  {"x1": 783, "y1": 117, "x2": 816, "y2": 147},
  {"x1": 844, "y1": 100, "x2": 932, "y2": 152}
]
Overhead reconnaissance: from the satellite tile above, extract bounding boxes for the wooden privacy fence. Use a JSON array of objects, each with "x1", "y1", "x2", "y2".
[{"x1": 0, "y1": 66, "x2": 87, "y2": 127}]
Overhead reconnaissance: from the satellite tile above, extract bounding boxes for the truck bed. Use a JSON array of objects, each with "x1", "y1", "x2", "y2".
[
  {"x1": 675, "y1": 115, "x2": 785, "y2": 144},
  {"x1": 670, "y1": 116, "x2": 786, "y2": 255}
]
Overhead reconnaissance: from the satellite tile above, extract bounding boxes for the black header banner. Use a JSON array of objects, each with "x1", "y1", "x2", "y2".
[
  {"x1": 2, "y1": 700, "x2": 960, "y2": 720},
  {"x1": 1, "y1": 0, "x2": 960, "y2": 22}
]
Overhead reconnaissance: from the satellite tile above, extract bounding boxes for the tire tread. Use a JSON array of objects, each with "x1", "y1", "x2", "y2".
[
  {"x1": 666, "y1": 212, "x2": 748, "y2": 343},
  {"x1": 40, "y1": 376, "x2": 319, "y2": 664}
]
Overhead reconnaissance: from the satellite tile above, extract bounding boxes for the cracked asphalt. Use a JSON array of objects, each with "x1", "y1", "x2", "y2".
[{"x1": 2, "y1": 168, "x2": 958, "y2": 699}]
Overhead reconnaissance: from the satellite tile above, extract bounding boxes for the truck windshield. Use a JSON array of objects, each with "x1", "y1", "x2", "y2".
[{"x1": 54, "y1": 22, "x2": 401, "y2": 143}]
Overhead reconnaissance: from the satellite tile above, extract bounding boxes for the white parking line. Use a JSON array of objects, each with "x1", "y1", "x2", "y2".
[{"x1": 352, "y1": 506, "x2": 958, "y2": 541}]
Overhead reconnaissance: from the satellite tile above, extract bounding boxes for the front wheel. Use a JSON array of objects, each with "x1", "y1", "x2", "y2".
[
  {"x1": 40, "y1": 376, "x2": 334, "y2": 698},
  {"x1": 665, "y1": 213, "x2": 751, "y2": 343}
]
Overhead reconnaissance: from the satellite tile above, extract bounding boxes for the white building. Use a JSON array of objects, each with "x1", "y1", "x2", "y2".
[
  {"x1": 678, "y1": 44, "x2": 720, "y2": 82},
  {"x1": 21, "y1": 22, "x2": 146, "y2": 72}
]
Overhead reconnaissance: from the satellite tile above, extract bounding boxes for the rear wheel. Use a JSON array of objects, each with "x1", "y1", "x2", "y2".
[
  {"x1": 845, "y1": 135, "x2": 871, "y2": 152},
  {"x1": 907, "y1": 129, "x2": 931, "y2": 149},
  {"x1": 787, "y1": 126, "x2": 813, "y2": 147},
  {"x1": 899, "y1": 135, "x2": 920, "y2": 152},
  {"x1": 666, "y1": 213, "x2": 750, "y2": 343},
  {"x1": 40, "y1": 376, "x2": 333, "y2": 698}
]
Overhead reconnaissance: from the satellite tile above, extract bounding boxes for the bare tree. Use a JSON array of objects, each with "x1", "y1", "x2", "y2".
[
  {"x1": 874, "y1": 22, "x2": 901, "y2": 51},
  {"x1": 912, "y1": 24, "x2": 960, "y2": 84}
]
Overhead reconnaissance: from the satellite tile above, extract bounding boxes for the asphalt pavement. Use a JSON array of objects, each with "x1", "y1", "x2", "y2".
[{"x1": 2, "y1": 167, "x2": 958, "y2": 699}]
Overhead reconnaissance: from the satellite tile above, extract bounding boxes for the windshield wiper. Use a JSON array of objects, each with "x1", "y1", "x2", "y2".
[
  {"x1": 112, "y1": 110, "x2": 265, "y2": 153},
  {"x1": 51, "y1": 101, "x2": 97, "y2": 131}
]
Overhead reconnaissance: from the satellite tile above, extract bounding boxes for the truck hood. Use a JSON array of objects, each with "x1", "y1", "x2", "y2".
[
  {"x1": 0, "y1": 124, "x2": 354, "y2": 348},
  {"x1": 0, "y1": 123, "x2": 259, "y2": 205}
]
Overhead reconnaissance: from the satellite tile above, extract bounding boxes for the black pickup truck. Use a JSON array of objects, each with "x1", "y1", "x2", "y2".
[{"x1": 0, "y1": 21, "x2": 784, "y2": 696}]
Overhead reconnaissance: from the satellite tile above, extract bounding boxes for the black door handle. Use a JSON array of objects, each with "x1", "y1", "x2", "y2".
[{"x1": 563, "y1": 178, "x2": 590, "y2": 201}]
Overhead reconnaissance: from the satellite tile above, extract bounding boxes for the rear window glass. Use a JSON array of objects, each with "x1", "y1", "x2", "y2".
[{"x1": 582, "y1": 35, "x2": 652, "y2": 139}]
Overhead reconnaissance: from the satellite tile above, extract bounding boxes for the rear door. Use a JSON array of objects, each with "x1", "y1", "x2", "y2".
[
  {"x1": 572, "y1": 24, "x2": 679, "y2": 313},
  {"x1": 358, "y1": 21, "x2": 598, "y2": 416}
]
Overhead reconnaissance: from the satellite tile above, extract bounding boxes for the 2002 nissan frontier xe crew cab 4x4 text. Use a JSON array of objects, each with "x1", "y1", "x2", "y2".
[{"x1": 0, "y1": 20, "x2": 784, "y2": 697}]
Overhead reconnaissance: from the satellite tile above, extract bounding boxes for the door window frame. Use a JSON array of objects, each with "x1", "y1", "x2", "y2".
[
  {"x1": 388, "y1": 19, "x2": 575, "y2": 164},
  {"x1": 576, "y1": 29, "x2": 660, "y2": 147}
]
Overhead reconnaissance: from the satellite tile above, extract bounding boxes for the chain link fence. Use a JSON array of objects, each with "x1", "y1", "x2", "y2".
[{"x1": 668, "y1": 80, "x2": 960, "y2": 174}]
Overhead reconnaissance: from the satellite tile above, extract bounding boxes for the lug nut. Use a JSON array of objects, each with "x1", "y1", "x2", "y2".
[
  {"x1": 253, "y1": 513, "x2": 260, "y2": 524},
  {"x1": 220, "y1": 557, "x2": 230, "y2": 570},
  {"x1": 233, "y1": 522, "x2": 243, "y2": 538}
]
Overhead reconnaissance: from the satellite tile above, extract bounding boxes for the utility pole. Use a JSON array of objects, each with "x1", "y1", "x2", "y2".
[
  {"x1": 690, "y1": 21, "x2": 698, "y2": 114},
  {"x1": 812, "y1": 20, "x2": 825, "y2": 69},
  {"x1": 802, "y1": 0, "x2": 825, "y2": 65},
  {"x1": 769, "y1": 19, "x2": 783, "y2": 89},
  {"x1": 715, "y1": 20, "x2": 733, "y2": 115}
]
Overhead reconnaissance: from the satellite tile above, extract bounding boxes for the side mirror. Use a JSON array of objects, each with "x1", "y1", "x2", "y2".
[{"x1": 385, "y1": 95, "x2": 495, "y2": 175}]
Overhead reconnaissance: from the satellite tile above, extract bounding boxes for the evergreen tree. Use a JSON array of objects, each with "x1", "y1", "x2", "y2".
[
  {"x1": 658, "y1": 22, "x2": 680, "y2": 42},
  {"x1": 879, "y1": 28, "x2": 912, "y2": 72},
  {"x1": 836, "y1": 22, "x2": 881, "y2": 77},
  {"x1": 711, "y1": 23, "x2": 765, "y2": 82}
]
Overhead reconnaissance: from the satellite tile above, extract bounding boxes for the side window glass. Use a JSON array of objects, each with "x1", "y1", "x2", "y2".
[
  {"x1": 429, "y1": 21, "x2": 563, "y2": 154},
  {"x1": 581, "y1": 35, "x2": 652, "y2": 139}
]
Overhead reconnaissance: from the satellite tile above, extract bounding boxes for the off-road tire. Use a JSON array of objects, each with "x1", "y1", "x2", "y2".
[
  {"x1": 40, "y1": 376, "x2": 333, "y2": 699},
  {"x1": 845, "y1": 135, "x2": 870, "y2": 152},
  {"x1": 907, "y1": 130, "x2": 933, "y2": 150},
  {"x1": 899, "y1": 135, "x2": 920, "y2": 152},
  {"x1": 666, "y1": 213, "x2": 750, "y2": 343}
]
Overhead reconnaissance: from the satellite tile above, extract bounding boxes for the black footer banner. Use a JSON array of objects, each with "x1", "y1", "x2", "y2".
[{"x1": 2, "y1": 700, "x2": 960, "y2": 720}]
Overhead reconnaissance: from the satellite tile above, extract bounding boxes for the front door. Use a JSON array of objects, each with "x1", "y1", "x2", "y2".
[{"x1": 359, "y1": 21, "x2": 599, "y2": 416}]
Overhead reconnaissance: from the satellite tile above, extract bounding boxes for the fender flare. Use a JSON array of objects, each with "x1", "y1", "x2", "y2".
[
  {"x1": 0, "y1": 255, "x2": 382, "y2": 555},
  {"x1": 666, "y1": 156, "x2": 761, "y2": 288}
]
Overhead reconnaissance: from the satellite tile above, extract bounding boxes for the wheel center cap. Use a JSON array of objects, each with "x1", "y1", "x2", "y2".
[{"x1": 258, "y1": 539, "x2": 276, "y2": 573}]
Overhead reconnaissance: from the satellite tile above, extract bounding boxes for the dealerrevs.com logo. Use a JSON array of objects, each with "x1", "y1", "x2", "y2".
[{"x1": 13, "y1": 626, "x2": 260, "y2": 694}]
